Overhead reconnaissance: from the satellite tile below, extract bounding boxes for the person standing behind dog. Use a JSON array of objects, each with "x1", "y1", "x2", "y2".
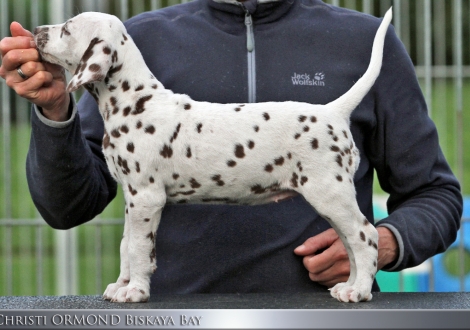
[{"x1": 0, "y1": 0, "x2": 463, "y2": 294}]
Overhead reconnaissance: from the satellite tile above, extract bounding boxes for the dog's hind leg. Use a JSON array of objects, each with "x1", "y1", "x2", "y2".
[
  {"x1": 298, "y1": 176, "x2": 378, "y2": 302},
  {"x1": 110, "y1": 188, "x2": 165, "y2": 302}
]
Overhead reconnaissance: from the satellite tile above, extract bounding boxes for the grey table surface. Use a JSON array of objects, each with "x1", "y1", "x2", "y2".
[{"x1": 1, "y1": 292, "x2": 469, "y2": 310}]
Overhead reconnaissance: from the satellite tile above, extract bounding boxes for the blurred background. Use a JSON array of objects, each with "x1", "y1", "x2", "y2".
[{"x1": 0, "y1": 0, "x2": 469, "y2": 296}]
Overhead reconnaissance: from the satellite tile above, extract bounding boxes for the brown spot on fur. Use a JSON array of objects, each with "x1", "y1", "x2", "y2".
[
  {"x1": 274, "y1": 157, "x2": 284, "y2": 166},
  {"x1": 235, "y1": 144, "x2": 245, "y2": 158},
  {"x1": 265, "y1": 164, "x2": 274, "y2": 173},
  {"x1": 336, "y1": 155, "x2": 343, "y2": 167},
  {"x1": 145, "y1": 125, "x2": 156, "y2": 134},
  {"x1": 103, "y1": 133, "x2": 110, "y2": 149},
  {"x1": 331, "y1": 146, "x2": 340, "y2": 152},
  {"x1": 196, "y1": 123, "x2": 203, "y2": 133},
  {"x1": 290, "y1": 172, "x2": 299, "y2": 188},
  {"x1": 89, "y1": 63, "x2": 101, "y2": 72},
  {"x1": 127, "y1": 142, "x2": 135, "y2": 153},
  {"x1": 107, "y1": 64, "x2": 122, "y2": 78},
  {"x1": 336, "y1": 175, "x2": 343, "y2": 182},
  {"x1": 311, "y1": 138, "x2": 319, "y2": 149},
  {"x1": 128, "y1": 184, "x2": 138, "y2": 196},
  {"x1": 184, "y1": 103, "x2": 191, "y2": 110},
  {"x1": 254, "y1": 125, "x2": 259, "y2": 132},
  {"x1": 298, "y1": 115, "x2": 307, "y2": 122},
  {"x1": 263, "y1": 112, "x2": 270, "y2": 121},
  {"x1": 250, "y1": 182, "x2": 281, "y2": 194},
  {"x1": 211, "y1": 174, "x2": 225, "y2": 186},
  {"x1": 247, "y1": 140, "x2": 255, "y2": 149},
  {"x1": 160, "y1": 144, "x2": 173, "y2": 158},
  {"x1": 112, "y1": 51, "x2": 118, "y2": 63},
  {"x1": 111, "y1": 129, "x2": 121, "y2": 138},
  {"x1": 227, "y1": 160, "x2": 237, "y2": 167},
  {"x1": 360, "y1": 231, "x2": 366, "y2": 241},
  {"x1": 133, "y1": 95, "x2": 153, "y2": 115},
  {"x1": 189, "y1": 178, "x2": 201, "y2": 189},
  {"x1": 186, "y1": 147, "x2": 192, "y2": 158}
]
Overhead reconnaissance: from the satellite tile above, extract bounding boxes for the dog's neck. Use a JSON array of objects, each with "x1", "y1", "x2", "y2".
[{"x1": 83, "y1": 34, "x2": 170, "y2": 121}]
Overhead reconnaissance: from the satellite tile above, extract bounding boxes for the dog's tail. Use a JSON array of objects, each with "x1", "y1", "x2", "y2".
[{"x1": 327, "y1": 7, "x2": 393, "y2": 119}]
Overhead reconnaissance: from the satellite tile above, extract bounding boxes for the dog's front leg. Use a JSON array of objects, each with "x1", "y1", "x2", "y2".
[
  {"x1": 110, "y1": 189, "x2": 165, "y2": 302},
  {"x1": 103, "y1": 197, "x2": 132, "y2": 301}
]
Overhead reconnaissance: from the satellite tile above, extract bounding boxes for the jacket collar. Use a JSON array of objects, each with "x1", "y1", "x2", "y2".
[{"x1": 206, "y1": 0, "x2": 295, "y2": 23}]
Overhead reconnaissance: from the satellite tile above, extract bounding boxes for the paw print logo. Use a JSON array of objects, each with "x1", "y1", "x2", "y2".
[{"x1": 314, "y1": 72, "x2": 325, "y2": 81}]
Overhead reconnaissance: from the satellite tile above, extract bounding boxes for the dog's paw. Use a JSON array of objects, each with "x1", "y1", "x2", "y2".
[
  {"x1": 103, "y1": 281, "x2": 128, "y2": 300},
  {"x1": 330, "y1": 283, "x2": 372, "y2": 302},
  {"x1": 110, "y1": 284, "x2": 149, "y2": 303}
]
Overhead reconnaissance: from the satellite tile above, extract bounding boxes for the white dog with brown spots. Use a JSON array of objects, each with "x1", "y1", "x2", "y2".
[{"x1": 33, "y1": 8, "x2": 392, "y2": 303}]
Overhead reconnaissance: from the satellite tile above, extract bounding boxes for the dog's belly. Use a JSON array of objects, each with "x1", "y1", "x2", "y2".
[{"x1": 164, "y1": 176, "x2": 299, "y2": 205}]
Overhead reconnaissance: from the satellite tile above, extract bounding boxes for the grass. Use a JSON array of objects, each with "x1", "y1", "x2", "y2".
[{"x1": 0, "y1": 79, "x2": 469, "y2": 295}]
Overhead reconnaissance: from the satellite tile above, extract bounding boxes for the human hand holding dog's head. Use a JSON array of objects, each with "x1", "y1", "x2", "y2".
[{"x1": 0, "y1": 22, "x2": 70, "y2": 121}]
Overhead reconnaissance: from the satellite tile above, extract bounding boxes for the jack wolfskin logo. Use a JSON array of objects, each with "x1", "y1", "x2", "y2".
[{"x1": 292, "y1": 72, "x2": 325, "y2": 86}]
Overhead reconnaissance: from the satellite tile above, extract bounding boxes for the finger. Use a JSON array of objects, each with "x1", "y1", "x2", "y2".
[
  {"x1": 294, "y1": 228, "x2": 338, "y2": 256},
  {"x1": 306, "y1": 249, "x2": 350, "y2": 287},
  {"x1": 1, "y1": 48, "x2": 40, "y2": 71},
  {"x1": 10, "y1": 22, "x2": 34, "y2": 38},
  {"x1": 0, "y1": 36, "x2": 36, "y2": 58},
  {"x1": 12, "y1": 70, "x2": 54, "y2": 99},
  {"x1": 18, "y1": 60, "x2": 46, "y2": 78},
  {"x1": 302, "y1": 242, "x2": 340, "y2": 274}
]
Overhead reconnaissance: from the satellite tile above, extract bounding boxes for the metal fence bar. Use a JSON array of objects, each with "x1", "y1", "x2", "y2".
[
  {"x1": 452, "y1": 0, "x2": 465, "y2": 293},
  {"x1": 1, "y1": 0, "x2": 13, "y2": 297}
]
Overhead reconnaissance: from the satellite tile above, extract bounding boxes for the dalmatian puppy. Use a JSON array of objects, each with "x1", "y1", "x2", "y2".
[{"x1": 33, "y1": 8, "x2": 392, "y2": 303}]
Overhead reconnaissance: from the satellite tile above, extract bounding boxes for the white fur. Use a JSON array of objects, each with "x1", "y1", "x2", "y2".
[{"x1": 34, "y1": 8, "x2": 392, "y2": 303}]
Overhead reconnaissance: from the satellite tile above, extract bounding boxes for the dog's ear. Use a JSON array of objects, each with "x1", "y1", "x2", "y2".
[{"x1": 66, "y1": 38, "x2": 114, "y2": 93}]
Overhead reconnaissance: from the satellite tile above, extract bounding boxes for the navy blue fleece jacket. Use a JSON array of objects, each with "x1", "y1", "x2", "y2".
[{"x1": 26, "y1": 0, "x2": 462, "y2": 293}]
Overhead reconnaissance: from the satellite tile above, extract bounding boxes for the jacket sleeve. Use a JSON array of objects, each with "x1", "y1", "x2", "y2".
[
  {"x1": 26, "y1": 93, "x2": 117, "y2": 230},
  {"x1": 369, "y1": 26, "x2": 463, "y2": 271}
]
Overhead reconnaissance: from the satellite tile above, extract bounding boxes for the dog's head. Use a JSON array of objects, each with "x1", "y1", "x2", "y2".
[{"x1": 34, "y1": 12, "x2": 127, "y2": 93}]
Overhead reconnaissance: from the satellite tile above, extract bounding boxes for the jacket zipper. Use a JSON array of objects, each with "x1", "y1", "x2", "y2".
[{"x1": 243, "y1": 9, "x2": 256, "y2": 103}]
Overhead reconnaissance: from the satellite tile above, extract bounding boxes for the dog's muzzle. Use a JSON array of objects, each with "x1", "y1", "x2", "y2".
[{"x1": 33, "y1": 27, "x2": 49, "y2": 50}]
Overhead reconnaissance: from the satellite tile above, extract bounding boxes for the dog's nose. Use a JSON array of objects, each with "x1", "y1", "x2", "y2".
[
  {"x1": 33, "y1": 27, "x2": 49, "y2": 49},
  {"x1": 33, "y1": 26, "x2": 49, "y2": 36}
]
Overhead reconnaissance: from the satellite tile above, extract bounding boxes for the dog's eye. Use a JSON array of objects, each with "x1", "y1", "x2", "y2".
[{"x1": 60, "y1": 22, "x2": 71, "y2": 38}]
